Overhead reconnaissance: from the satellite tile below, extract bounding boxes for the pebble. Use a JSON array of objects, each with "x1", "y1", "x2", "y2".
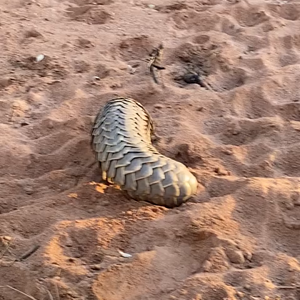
[
  {"x1": 244, "y1": 284, "x2": 251, "y2": 291},
  {"x1": 23, "y1": 186, "x2": 34, "y2": 195},
  {"x1": 36, "y1": 54, "x2": 45, "y2": 63},
  {"x1": 154, "y1": 104, "x2": 164, "y2": 109},
  {"x1": 183, "y1": 73, "x2": 201, "y2": 85},
  {"x1": 65, "y1": 237, "x2": 73, "y2": 247},
  {"x1": 68, "y1": 258, "x2": 75, "y2": 263},
  {"x1": 127, "y1": 65, "x2": 136, "y2": 74},
  {"x1": 244, "y1": 250, "x2": 252, "y2": 261},
  {"x1": 226, "y1": 249, "x2": 245, "y2": 264},
  {"x1": 215, "y1": 167, "x2": 229, "y2": 176},
  {"x1": 202, "y1": 260, "x2": 212, "y2": 272},
  {"x1": 24, "y1": 29, "x2": 43, "y2": 38},
  {"x1": 90, "y1": 264, "x2": 102, "y2": 271},
  {"x1": 222, "y1": 149, "x2": 233, "y2": 155}
]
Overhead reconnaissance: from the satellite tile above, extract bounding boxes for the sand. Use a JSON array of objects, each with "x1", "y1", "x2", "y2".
[{"x1": 0, "y1": 0, "x2": 300, "y2": 299}]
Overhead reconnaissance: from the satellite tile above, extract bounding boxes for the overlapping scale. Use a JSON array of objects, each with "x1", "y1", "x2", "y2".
[{"x1": 91, "y1": 97, "x2": 198, "y2": 208}]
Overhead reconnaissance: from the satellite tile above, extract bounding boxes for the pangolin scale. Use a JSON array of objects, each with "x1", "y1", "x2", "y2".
[{"x1": 91, "y1": 97, "x2": 198, "y2": 208}]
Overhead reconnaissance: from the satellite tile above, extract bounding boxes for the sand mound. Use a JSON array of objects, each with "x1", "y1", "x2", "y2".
[{"x1": 0, "y1": 0, "x2": 300, "y2": 299}]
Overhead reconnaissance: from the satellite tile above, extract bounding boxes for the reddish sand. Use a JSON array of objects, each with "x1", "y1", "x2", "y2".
[{"x1": 0, "y1": 0, "x2": 300, "y2": 299}]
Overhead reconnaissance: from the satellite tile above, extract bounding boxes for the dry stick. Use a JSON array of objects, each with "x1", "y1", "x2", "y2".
[
  {"x1": 149, "y1": 64, "x2": 159, "y2": 84},
  {"x1": 19, "y1": 245, "x2": 40, "y2": 261},
  {"x1": 8, "y1": 245, "x2": 40, "y2": 267},
  {"x1": 276, "y1": 285, "x2": 300, "y2": 289},
  {"x1": 148, "y1": 44, "x2": 165, "y2": 85},
  {"x1": 0, "y1": 285, "x2": 38, "y2": 300}
]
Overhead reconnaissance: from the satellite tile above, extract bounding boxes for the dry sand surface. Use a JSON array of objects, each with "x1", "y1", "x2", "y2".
[{"x1": 0, "y1": 0, "x2": 300, "y2": 299}]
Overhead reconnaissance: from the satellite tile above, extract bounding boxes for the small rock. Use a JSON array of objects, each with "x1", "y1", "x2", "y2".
[
  {"x1": 77, "y1": 37, "x2": 94, "y2": 48},
  {"x1": 226, "y1": 249, "x2": 245, "y2": 264},
  {"x1": 68, "y1": 258, "x2": 75, "y2": 263},
  {"x1": 148, "y1": 4, "x2": 155, "y2": 9},
  {"x1": 65, "y1": 237, "x2": 73, "y2": 247},
  {"x1": 118, "y1": 250, "x2": 132, "y2": 258},
  {"x1": 23, "y1": 186, "x2": 34, "y2": 195},
  {"x1": 214, "y1": 167, "x2": 229, "y2": 176},
  {"x1": 110, "y1": 82, "x2": 122, "y2": 89},
  {"x1": 222, "y1": 148, "x2": 233, "y2": 155},
  {"x1": 36, "y1": 54, "x2": 45, "y2": 63},
  {"x1": 24, "y1": 29, "x2": 43, "y2": 38},
  {"x1": 2, "y1": 236, "x2": 12, "y2": 242},
  {"x1": 244, "y1": 250, "x2": 252, "y2": 261},
  {"x1": 183, "y1": 73, "x2": 201, "y2": 84},
  {"x1": 90, "y1": 264, "x2": 102, "y2": 270},
  {"x1": 53, "y1": 276, "x2": 61, "y2": 281},
  {"x1": 127, "y1": 65, "x2": 136, "y2": 74},
  {"x1": 154, "y1": 104, "x2": 164, "y2": 109},
  {"x1": 202, "y1": 260, "x2": 212, "y2": 272}
]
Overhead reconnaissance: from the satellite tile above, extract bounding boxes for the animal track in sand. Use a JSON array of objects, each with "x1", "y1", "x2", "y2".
[
  {"x1": 233, "y1": 179, "x2": 300, "y2": 257},
  {"x1": 1, "y1": 0, "x2": 300, "y2": 299},
  {"x1": 171, "y1": 11, "x2": 221, "y2": 31},
  {"x1": 117, "y1": 35, "x2": 155, "y2": 62},
  {"x1": 43, "y1": 206, "x2": 251, "y2": 300},
  {"x1": 26, "y1": 136, "x2": 92, "y2": 178},
  {"x1": 231, "y1": 5, "x2": 270, "y2": 27},
  {"x1": 66, "y1": 5, "x2": 112, "y2": 25},
  {"x1": 268, "y1": 2, "x2": 300, "y2": 21}
]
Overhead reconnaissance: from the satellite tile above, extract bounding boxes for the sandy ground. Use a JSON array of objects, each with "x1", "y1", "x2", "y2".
[{"x1": 0, "y1": 0, "x2": 300, "y2": 299}]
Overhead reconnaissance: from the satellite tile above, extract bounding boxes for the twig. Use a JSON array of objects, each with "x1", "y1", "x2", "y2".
[
  {"x1": 7, "y1": 245, "x2": 40, "y2": 267},
  {"x1": 19, "y1": 245, "x2": 40, "y2": 261},
  {"x1": 147, "y1": 43, "x2": 165, "y2": 85},
  {"x1": 0, "y1": 285, "x2": 38, "y2": 300},
  {"x1": 276, "y1": 285, "x2": 300, "y2": 289}
]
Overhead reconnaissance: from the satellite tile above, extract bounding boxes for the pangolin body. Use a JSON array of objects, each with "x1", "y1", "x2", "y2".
[{"x1": 91, "y1": 97, "x2": 198, "y2": 208}]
